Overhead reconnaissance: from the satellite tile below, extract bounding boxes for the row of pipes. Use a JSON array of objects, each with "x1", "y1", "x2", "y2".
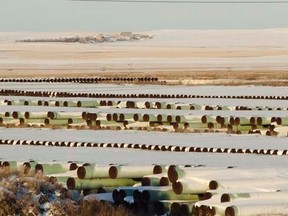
[
  {"x1": 0, "y1": 138, "x2": 286, "y2": 156},
  {"x1": 0, "y1": 76, "x2": 160, "y2": 83},
  {"x1": 5, "y1": 99, "x2": 288, "y2": 111},
  {"x1": 2, "y1": 161, "x2": 288, "y2": 215},
  {"x1": 1, "y1": 89, "x2": 287, "y2": 100},
  {"x1": 1, "y1": 110, "x2": 287, "y2": 135}
]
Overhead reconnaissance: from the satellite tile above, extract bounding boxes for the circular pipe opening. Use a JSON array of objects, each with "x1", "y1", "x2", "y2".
[
  {"x1": 109, "y1": 166, "x2": 118, "y2": 179},
  {"x1": 221, "y1": 193, "x2": 231, "y2": 202},
  {"x1": 276, "y1": 117, "x2": 282, "y2": 125},
  {"x1": 172, "y1": 181, "x2": 183, "y2": 194},
  {"x1": 201, "y1": 115, "x2": 207, "y2": 123},
  {"x1": 77, "y1": 166, "x2": 86, "y2": 179},
  {"x1": 153, "y1": 165, "x2": 162, "y2": 174},
  {"x1": 143, "y1": 114, "x2": 150, "y2": 122},
  {"x1": 67, "y1": 177, "x2": 76, "y2": 190},
  {"x1": 209, "y1": 180, "x2": 218, "y2": 190},
  {"x1": 171, "y1": 202, "x2": 181, "y2": 215},
  {"x1": 141, "y1": 177, "x2": 151, "y2": 186},
  {"x1": 225, "y1": 206, "x2": 236, "y2": 216},
  {"x1": 133, "y1": 114, "x2": 139, "y2": 121},
  {"x1": 35, "y1": 164, "x2": 44, "y2": 173},
  {"x1": 159, "y1": 177, "x2": 169, "y2": 186},
  {"x1": 168, "y1": 165, "x2": 178, "y2": 183}
]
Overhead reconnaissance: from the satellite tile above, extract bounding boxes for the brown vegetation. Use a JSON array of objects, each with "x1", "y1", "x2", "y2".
[{"x1": 0, "y1": 169, "x2": 132, "y2": 216}]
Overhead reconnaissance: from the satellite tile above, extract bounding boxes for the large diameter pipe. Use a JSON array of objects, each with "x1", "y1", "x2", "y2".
[
  {"x1": 35, "y1": 163, "x2": 73, "y2": 175},
  {"x1": 276, "y1": 117, "x2": 288, "y2": 126},
  {"x1": 142, "y1": 188, "x2": 199, "y2": 203},
  {"x1": 12, "y1": 111, "x2": 25, "y2": 119},
  {"x1": 225, "y1": 201, "x2": 288, "y2": 216},
  {"x1": 77, "y1": 165, "x2": 110, "y2": 179},
  {"x1": 176, "y1": 115, "x2": 202, "y2": 123},
  {"x1": 173, "y1": 178, "x2": 210, "y2": 194},
  {"x1": 155, "y1": 101, "x2": 166, "y2": 109},
  {"x1": 256, "y1": 117, "x2": 271, "y2": 125},
  {"x1": 44, "y1": 118, "x2": 69, "y2": 126},
  {"x1": 6, "y1": 100, "x2": 25, "y2": 106},
  {"x1": 24, "y1": 111, "x2": 48, "y2": 119},
  {"x1": 166, "y1": 103, "x2": 177, "y2": 109},
  {"x1": 234, "y1": 117, "x2": 251, "y2": 126},
  {"x1": 67, "y1": 177, "x2": 136, "y2": 190},
  {"x1": 168, "y1": 166, "x2": 222, "y2": 183},
  {"x1": 0, "y1": 117, "x2": 19, "y2": 126},
  {"x1": 109, "y1": 165, "x2": 162, "y2": 179},
  {"x1": 168, "y1": 166, "x2": 280, "y2": 185},
  {"x1": 77, "y1": 100, "x2": 100, "y2": 108},
  {"x1": 221, "y1": 191, "x2": 288, "y2": 203},
  {"x1": 176, "y1": 104, "x2": 192, "y2": 110},
  {"x1": 23, "y1": 100, "x2": 38, "y2": 106},
  {"x1": 209, "y1": 178, "x2": 288, "y2": 190},
  {"x1": 63, "y1": 101, "x2": 78, "y2": 107},
  {"x1": 47, "y1": 111, "x2": 83, "y2": 119},
  {"x1": 190, "y1": 104, "x2": 202, "y2": 110},
  {"x1": 1, "y1": 161, "x2": 22, "y2": 172},
  {"x1": 201, "y1": 115, "x2": 216, "y2": 124}
]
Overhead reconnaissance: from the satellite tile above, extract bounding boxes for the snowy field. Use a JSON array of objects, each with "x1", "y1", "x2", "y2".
[
  {"x1": 0, "y1": 83, "x2": 287, "y2": 167},
  {"x1": 0, "y1": 29, "x2": 288, "y2": 215}
]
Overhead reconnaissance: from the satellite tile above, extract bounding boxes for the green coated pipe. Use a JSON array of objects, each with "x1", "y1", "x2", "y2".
[
  {"x1": 166, "y1": 103, "x2": 177, "y2": 109},
  {"x1": 7, "y1": 100, "x2": 25, "y2": 106},
  {"x1": 201, "y1": 115, "x2": 217, "y2": 124},
  {"x1": 175, "y1": 104, "x2": 191, "y2": 110},
  {"x1": 0, "y1": 117, "x2": 19, "y2": 126},
  {"x1": 77, "y1": 165, "x2": 110, "y2": 179},
  {"x1": 173, "y1": 178, "x2": 210, "y2": 194},
  {"x1": 24, "y1": 111, "x2": 48, "y2": 119},
  {"x1": 45, "y1": 118, "x2": 69, "y2": 126},
  {"x1": 67, "y1": 118, "x2": 86, "y2": 124},
  {"x1": 144, "y1": 101, "x2": 155, "y2": 109},
  {"x1": 190, "y1": 104, "x2": 202, "y2": 110},
  {"x1": 142, "y1": 188, "x2": 199, "y2": 203},
  {"x1": 63, "y1": 101, "x2": 78, "y2": 107},
  {"x1": 67, "y1": 177, "x2": 136, "y2": 190},
  {"x1": 19, "y1": 118, "x2": 45, "y2": 126},
  {"x1": 77, "y1": 100, "x2": 100, "y2": 108},
  {"x1": 12, "y1": 111, "x2": 25, "y2": 119},
  {"x1": 47, "y1": 111, "x2": 83, "y2": 119},
  {"x1": 155, "y1": 101, "x2": 167, "y2": 109},
  {"x1": 1, "y1": 161, "x2": 21, "y2": 172},
  {"x1": 109, "y1": 165, "x2": 161, "y2": 179},
  {"x1": 24, "y1": 100, "x2": 38, "y2": 106},
  {"x1": 176, "y1": 115, "x2": 202, "y2": 123},
  {"x1": 276, "y1": 117, "x2": 288, "y2": 126},
  {"x1": 35, "y1": 163, "x2": 72, "y2": 175},
  {"x1": 234, "y1": 117, "x2": 251, "y2": 126}
]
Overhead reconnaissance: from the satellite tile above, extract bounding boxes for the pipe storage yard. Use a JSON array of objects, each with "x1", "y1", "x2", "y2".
[{"x1": 1, "y1": 81, "x2": 288, "y2": 216}]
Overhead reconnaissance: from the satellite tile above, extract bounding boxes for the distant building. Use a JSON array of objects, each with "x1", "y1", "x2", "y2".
[{"x1": 120, "y1": 32, "x2": 133, "y2": 37}]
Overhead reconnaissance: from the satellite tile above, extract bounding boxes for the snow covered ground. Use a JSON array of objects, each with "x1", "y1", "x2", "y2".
[{"x1": 0, "y1": 83, "x2": 287, "y2": 169}]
